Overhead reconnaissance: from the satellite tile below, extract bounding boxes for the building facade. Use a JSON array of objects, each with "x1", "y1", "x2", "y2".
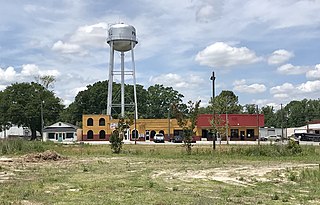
[
  {"x1": 82, "y1": 114, "x2": 264, "y2": 141},
  {"x1": 43, "y1": 122, "x2": 79, "y2": 142}
]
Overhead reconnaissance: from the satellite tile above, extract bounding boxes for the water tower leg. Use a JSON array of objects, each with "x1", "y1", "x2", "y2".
[
  {"x1": 121, "y1": 52, "x2": 125, "y2": 118},
  {"x1": 107, "y1": 42, "x2": 114, "y2": 116},
  {"x1": 131, "y1": 42, "x2": 138, "y2": 119}
]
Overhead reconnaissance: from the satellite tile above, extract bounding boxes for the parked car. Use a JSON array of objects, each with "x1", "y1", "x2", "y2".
[
  {"x1": 260, "y1": 136, "x2": 268, "y2": 141},
  {"x1": 266, "y1": 135, "x2": 282, "y2": 142},
  {"x1": 171, "y1": 135, "x2": 183, "y2": 143},
  {"x1": 154, "y1": 133, "x2": 164, "y2": 143}
]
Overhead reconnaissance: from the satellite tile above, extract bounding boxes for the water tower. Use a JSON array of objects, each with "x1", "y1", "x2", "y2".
[{"x1": 106, "y1": 23, "x2": 138, "y2": 119}]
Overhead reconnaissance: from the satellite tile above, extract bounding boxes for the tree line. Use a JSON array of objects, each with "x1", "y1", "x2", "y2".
[{"x1": 1, "y1": 78, "x2": 320, "y2": 139}]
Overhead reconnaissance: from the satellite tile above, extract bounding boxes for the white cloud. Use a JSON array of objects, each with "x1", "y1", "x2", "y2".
[
  {"x1": 277, "y1": 64, "x2": 310, "y2": 75},
  {"x1": 268, "y1": 49, "x2": 294, "y2": 65},
  {"x1": 273, "y1": 93, "x2": 289, "y2": 99},
  {"x1": 306, "y1": 64, "x2": 320, "y2": 80},
  {"x1": 270, "y1": 83, "x2": 295, "y2": 95},
  {"x1": 52, "y1": 40, "x2": 87, "y2": 55},
  {"x1": 0, "y1": 64, "x2": 61, "y2": 88},
  {"x1": 270, "y1": 80, "x2": 320, "y2": 101},
  {"x1": 21, "y1": 64, "x2": 40, "y2": 76},
  {"x1": 0, "y1": 84, "x2": 6, "y2": 91},
  {"x1": 297, "y1": 80, "x2": 320, "y2": 93},
  {"x1": 150, "y1": 73, "x2": 203, "y2": 89},
  {"x1": 195, "y1": 42, "x2": 262, "y2": 67},
  {"x1": 21, "y1": 64, "x2": 60, "y2": 77},
  {"x1": 233, "y1": 79, "x2": 266, "y2": 94},
  {"x1": 0, "y1": 66, "x2": 17, "y2": 82},
  {"x1": 70, "y1": 22, "x2": 108, "y2": 46}
]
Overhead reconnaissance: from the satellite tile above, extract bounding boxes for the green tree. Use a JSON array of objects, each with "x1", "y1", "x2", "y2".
[
  {"x1": 0, "y1": 82, "x2": 63, "y2": 140},
  {"x1": 59, "y1": 102, "x2": 81, "y2": 127},
  {"x1": 209, "y1": 90, "x2": 242, "y2": 114},
  {"x1": 146, "y1": 84, "x2": 185, "y2": 118},
  {"x1": 284, "y1": 100, "x2": 308, "y2": 127},
  {"x1": 261, "y1": 105, "x2": 276, "y2": 127},
  {"x1": 173, "y1": 100, "x2": 200, "y2": 154},
  {"x1": 109, "y1": 117, "x2": 133, "y2": 153},
  {"x1": 62, "y1": 80, "x2": 149, "y2": 124}
]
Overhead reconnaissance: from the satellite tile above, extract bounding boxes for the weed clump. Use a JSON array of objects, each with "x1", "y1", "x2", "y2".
[
  {"x1": 228, "y1": 140, "x2": 303, "y2": 157},
  {"x1": 0, "y1": 139, "x2": 51, "y2": 155}
]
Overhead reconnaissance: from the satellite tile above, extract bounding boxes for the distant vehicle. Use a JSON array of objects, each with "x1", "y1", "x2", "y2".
[
  {"x1": 261, "y1": 135, "x2": 282, "y2": 142},
  {"x1": 295, "y1": 133, "x2": 320, "y2": 142},
  {"x1": 268, "y1": 135, "x2": 282, "y2": 142},
  {"x1": 259, "y1": 136, "x2": 268, "y2": 141},
  {"x1": 171, "y1": 135, "x2": 183, "y2": 143},
  {"x1": 154, "y1": 133, "x2": 164, "y2": 143}
]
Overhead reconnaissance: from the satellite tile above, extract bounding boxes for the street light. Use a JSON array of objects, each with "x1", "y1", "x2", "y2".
[
  {"x1": 168, "y1": 103, "x2": 172, "y2": 141},
  {"x1": 210, "y1": 71, "x2": 216, "y2": 150},
  {"x1": 225, "y1": 96, "x2": 229, "y2": 145},
  {"x1": 41, "y1": 100, "x2": 44, "y2": 140}
]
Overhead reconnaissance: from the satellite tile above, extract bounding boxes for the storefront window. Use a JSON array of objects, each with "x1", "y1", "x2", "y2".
[
  {"x1": 247, "y1": 129, "x2": 254, "y2": 138},
  {"x1": 231, "y1": 129, "x2": 239, "y2": 138}
]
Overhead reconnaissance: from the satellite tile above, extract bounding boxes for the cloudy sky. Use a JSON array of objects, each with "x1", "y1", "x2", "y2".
[{"x1": 1, "y1": 0, "x2": 320, "y2": 109}]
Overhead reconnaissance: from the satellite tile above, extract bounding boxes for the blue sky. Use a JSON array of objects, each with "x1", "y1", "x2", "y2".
[{"x1": 1, "y1": 0, "x2": 320, "y2": 109}]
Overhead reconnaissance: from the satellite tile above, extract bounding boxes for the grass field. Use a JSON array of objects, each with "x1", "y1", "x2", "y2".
[{"x1": 1, "y1": 140, "x2": 320, "y2": 205}]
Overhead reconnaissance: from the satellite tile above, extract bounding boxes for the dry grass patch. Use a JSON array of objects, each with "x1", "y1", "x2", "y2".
[{"x1": 151, "y1": 163, "x2": 319, "y2": 187}]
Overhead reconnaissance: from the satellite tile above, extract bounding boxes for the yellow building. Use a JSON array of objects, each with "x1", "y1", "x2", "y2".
[
  {"x1": 82, "y1": 114, "x2": 264, "y2": 141},
  {"x1": 82, "y1": 114, "x2": 185, "y2": 141}
]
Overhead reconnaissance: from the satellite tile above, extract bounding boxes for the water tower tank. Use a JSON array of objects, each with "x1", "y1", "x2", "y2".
[{"x1": 107, "y1": 23, "x2": 138, "y2": 52}]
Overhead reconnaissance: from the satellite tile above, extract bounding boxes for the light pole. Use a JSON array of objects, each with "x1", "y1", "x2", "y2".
[
  {"x1": 168, "y1": 103, "x2": 171, "y2": 141},
  {"x1": 281, "y1": 103, "x2": 284, "y2": 142},
  {"x1": 225, "y1": 96, "x2": 229, "y2": 145},
  {"x1": 257, "y1": 105, "x2": 260, "y2": 146},
  {"x1": 210, "y1": 71, "x2": 216, "y2": 150},
  {"x1": 41, "y1": 100, "x2": 44, "y2": 139}
]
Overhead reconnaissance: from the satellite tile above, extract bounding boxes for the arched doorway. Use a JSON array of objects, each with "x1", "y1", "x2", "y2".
[
  {"x1": 99, "y1": 130, "x2": 106, "y2": 139},
  {"x1": 87, "y1": 130, "x2": 93, "y2": 140},
  {"x1": 132, "y1": 130, "x2": 138, "y2": 140}
]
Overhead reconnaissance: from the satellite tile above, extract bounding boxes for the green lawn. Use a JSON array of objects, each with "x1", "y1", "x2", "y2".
[{"x1": 1, "y1": 140, "x2": 320, "y2": 204}]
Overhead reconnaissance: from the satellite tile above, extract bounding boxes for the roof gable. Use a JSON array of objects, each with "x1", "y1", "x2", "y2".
[{"x1": 44, "y1": 122, "x2": 79, "y2": 129}]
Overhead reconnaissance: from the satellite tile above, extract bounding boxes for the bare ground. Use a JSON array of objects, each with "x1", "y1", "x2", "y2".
[
  {"x1": 1, "y1": 152, "x2": 318, "y2": 188},
  {"x1": 151, "y1": 163, "x2": 319, "y2": 186}
]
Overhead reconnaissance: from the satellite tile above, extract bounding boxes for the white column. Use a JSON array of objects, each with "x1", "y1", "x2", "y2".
[
  {"x1": 107, "y1": 42, "x2": 114, "y2": 116},
  {"x1": 131, "y1": 42, "x2": 138, "y2": 119},
  {"x1": 121, "y1": 52, "x2": 125, "y2": 117}
]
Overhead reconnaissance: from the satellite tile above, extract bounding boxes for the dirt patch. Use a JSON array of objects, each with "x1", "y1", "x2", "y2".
[
  {"x1": 151, "y1": 163, "x2": 319, "y2": 187},
  {"x1": 23, "y1": 150, "x2": 66, "y2": 162}
]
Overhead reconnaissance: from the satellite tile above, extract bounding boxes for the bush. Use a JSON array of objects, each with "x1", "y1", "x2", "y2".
[
  {"x1": 286, "y1": 139, "x2": 302, "y2": 154},
  {"x1": 109, "y1": 130, "x2": 123, "y2": 154}
]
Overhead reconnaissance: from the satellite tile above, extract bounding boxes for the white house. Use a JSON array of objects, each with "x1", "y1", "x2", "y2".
[{"x1": 42, "y1": 122, "x2": 79, "y2": 142}]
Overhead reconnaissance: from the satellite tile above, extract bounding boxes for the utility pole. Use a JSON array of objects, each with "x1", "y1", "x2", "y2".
[
  {"x1": 168, "y1": 104, "x2": 171, "y2": 141},
  {"x1": 210, "y1": 71, "x2": 216, "y2": 150},
  {"x1": 226, "y1": 96, "x2": 229, "y2": 145},
  {"x1": 257, "y1": 105, "x2": 260, "y2": 146},
  {"x1": 281, "y1": 103, "x2": 284, "y2": 143},
  {"x1": 41, "y1": 100, "x2": 44, "y2": 139}
]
